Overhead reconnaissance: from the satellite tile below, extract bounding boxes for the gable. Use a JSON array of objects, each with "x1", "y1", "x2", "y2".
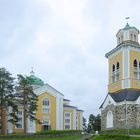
[
  {"x1": 100, "y1": 94, "x2": 116, "y2": 110},
  {"x1": 34, "y1": 84, "x2": 64, "y2": 98}
]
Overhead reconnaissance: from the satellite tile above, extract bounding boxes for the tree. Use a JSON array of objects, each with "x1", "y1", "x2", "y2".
[
  {"x1": 87, "y1": 114, "x2": 96, "y2": 133},
  {"x1": 0, "y1": 67, "x2": 18, "y2": 134},
  {"x1": 87, "y1": 114, "x2": 101, "y2": 133},
  {"x1": 16, "y1": 74, "x2": 38, "y2": 134},
  {"x1": 94, "y1": 114, "x2": 101, "y2": 131},
  {"x1": 83, "y1": 117, "x2": 87, "y2": 132}
]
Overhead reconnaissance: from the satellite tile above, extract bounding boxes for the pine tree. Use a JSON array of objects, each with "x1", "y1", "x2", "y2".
[
  {"x1": 87, "y1": 114, "x2": 101, "y2": 133},
  {"x1": 0, "y1": 67, "x2": 18, "y2": 134},
  {"x1": 87, "y1": 114, "x2": 95, "y2": 132},
  {"x1": 94, "y1": 114, "x2": 101, "y2": 131},
  {"x1": 16, "y1": 74, "x2": 38, "y2": 134},
  {"x1": 83, "y1": 117, "x2": 87, "y2": 132}
]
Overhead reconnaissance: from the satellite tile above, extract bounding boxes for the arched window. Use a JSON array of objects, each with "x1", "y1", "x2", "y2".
[
  {"x1": 112, "y1": 64, "x2": 115, "y2": 72},
  {"x1": 134, "y1": 59, "x2": 138, "y2": 79},
  {"x1": 43, "y1": 98, "x2": 49, "y2": 106},
  {"x1": 118, "y1": 37, "x2": 120, "y2": 44},
  {"x1": 116, "y1": 62, "x2": 120, "y2": 70},
  {"x1": 112, "y1": 64, "x2": 115, "y2": 83},
  {"x1": 116, "y1": 62, "x2": 120, "y2": 81},
  {"x1": 106, "y1": 111, "x2": 113, "y2": 128},
  {"x1": 134, "y1": 59, "x2": 137, "y2": 68},
  {"x1": 42, "y1": 98, "x2": 50, "y2": 114},
  {"x1": 134, "y1": 35, "x2": 136, "y2": 41}
]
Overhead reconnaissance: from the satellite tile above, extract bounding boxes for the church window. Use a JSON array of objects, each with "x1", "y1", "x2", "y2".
[
  {"x1": 43, "y1": 98, "x2": 49, "y2": 106},
  {"x1": 16, "y1": 111, "x2": 23, "y2": 129},
  {"x1": 42, "y1": 98, "x2": 50, "y2": 114},
  {"x1": 118, "y1": 37, "x2": 120, "y2": 44},
  {"x1": 131, "y1": 34, "x2": 133, "y2": 40},
  {"x1": 106, "y1": 111, "x2": 113, "y2": 128},
  {"x1": 134, "y1": 59, "x2": 138, "y2": 79},
  {"x1": 64, "y1": 112, "x2": 71, "y2": 130},
  {"x1": 112, "y1": 64, "x2": 115, "y2": 72},
  {"x1": 117, "y1": 62, "x2": 120, "y2": 70},
  {"x1": 116, "y1": 62, "x2": 120, "y2": 81},
  {"x1": 112, "y1": 64, "x2": 115, "y2": 83},
  {"x1": 134, "y1": 35, "x2": 136, "y2": 41},
  {"x1": 134, "y1": 59, "x2": 137, "y2": 68}
]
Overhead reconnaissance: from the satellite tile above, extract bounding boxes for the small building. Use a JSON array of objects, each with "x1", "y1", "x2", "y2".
[{"x1": 100, "y1": 23, "x2": 140, "y2": 130}]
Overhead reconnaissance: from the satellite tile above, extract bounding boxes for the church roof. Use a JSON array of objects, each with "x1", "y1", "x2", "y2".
[
  {"x1": 27, "y1": 71, "x2": 44, "y2": 86},
  {"x1": 109, "y1": 89, "x2": 140, "y2": 102},
  {"x1": 100, "y1": 89, "x2": 140, "y2": 109},
  {"x1": 63, "y1": 104, "x2": 77, "y2": 109},
  {"x1": 116, "y1": 23, "x2": 139, "y2": 36}
]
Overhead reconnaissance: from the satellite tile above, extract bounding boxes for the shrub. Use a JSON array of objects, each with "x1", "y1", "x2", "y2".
[
  {"x1": 36, "y1": 130, "x2": 82, "y2": 135},
  {"x1": 100, "y1": 134, "x2": 130, "y2": 140}
]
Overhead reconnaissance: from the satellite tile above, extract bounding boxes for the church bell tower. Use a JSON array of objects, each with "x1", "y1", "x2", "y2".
[
  {"x1": 106, "y1": 23, "x2": 140, "y2": 92},
  {"x1": 100, "y1": 22, "x2": 140, "y2": 130}
]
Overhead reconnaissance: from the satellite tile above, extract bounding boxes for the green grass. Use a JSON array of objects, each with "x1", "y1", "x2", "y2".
[
  {"x1": 91, "y1": 136, "x2": 140, "y2": 140},
  {"x1": 0, "y1": 135, "x2": 83, "y2": 140}
]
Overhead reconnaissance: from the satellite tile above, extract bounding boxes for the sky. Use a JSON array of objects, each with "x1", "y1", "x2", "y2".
[{"x1": 1, "y1": 0, "x2": 140, "y2": 119}]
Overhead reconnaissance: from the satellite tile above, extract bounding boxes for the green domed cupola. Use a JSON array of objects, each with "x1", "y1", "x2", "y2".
[{"x1": 27, "y1": 70, "x2": 44, "y2": 86}]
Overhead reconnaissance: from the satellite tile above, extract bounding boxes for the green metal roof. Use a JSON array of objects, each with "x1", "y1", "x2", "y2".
[
  {"x1": 122, "y1": 23, "x2": 139, "y2": 32},
  {"x1": 27, "y1": 74, "x2": 44, "y2": 86}
]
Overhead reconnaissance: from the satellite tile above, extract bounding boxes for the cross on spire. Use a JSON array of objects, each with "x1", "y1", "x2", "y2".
[
  {"x1": 125, "y1": 17, "x2": 130, "y2": 24},
  {"x1": 30, "y1": 67, "x2": 35, "y2": 75}
]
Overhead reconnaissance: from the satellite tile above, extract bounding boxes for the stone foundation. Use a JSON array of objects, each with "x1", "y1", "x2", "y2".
[{"x1": 101, "y1": 103, "x2": 140, "y2": 130}]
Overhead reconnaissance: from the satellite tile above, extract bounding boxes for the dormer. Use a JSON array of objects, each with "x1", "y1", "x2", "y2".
[{"x1": 116, "y1": 23, "x2": 139, "y2": 45}]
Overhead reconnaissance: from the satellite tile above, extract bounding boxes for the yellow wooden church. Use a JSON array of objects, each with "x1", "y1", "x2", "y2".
[{"x1": 3, "y1": 71, "x2": 83, "y2": 134}]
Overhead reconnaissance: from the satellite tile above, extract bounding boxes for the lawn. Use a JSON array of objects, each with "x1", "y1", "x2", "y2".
[
  {"x1": 91, "y1": 136, "x2": 140, "y2": 140},
  {"x1": 0, "y1": 135, "x2": 83, "y2": 140}
]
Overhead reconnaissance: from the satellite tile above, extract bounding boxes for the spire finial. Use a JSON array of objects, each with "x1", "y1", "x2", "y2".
[
  {"x1": 125, "y1": 17, "x2": 130, "y2": 25},
  {"x1": 30, "y1": 67, "x2": 34, "y2": 75}
]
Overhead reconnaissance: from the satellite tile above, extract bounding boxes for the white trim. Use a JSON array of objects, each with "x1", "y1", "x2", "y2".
[
  {"x1": 56, "y1": 96, "x2": 63, "y2": 130},
  {"x1": 101, "y1": 94, "x2": 116, "y2": 110},
  {"x1": 27, "y1": 117, "x2": 36, "y2": 133},
  {"x1": 80, "y1": 112, "x2": 83, "y2": 130},
  {"x1": 106, "y1": 43, "x2": 140, "y2": 59},
  {"x1": 42, "y1": 98, "x2": 50, "y2": 114},
  {"x1": 73, "y1": 110, "x2": 76, "y2": 130},
  {"x1": 64, "y1": 112, "x2": 71, "y2": 130},
  {"x1": 34, "y1": 84, "x2": 64, "y2": 98},
  {"x1": 7, "y1": 107, "x2": 13, "y2": 134},
  {"x1": 15, "y1": 110, "x2": 24, "y2": 129},
  {"x1": 122, "y1": 46, "x2": 130, "y2": 88}
]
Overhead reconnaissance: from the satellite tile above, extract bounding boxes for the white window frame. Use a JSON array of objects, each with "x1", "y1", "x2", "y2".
[
  {"x1": 16, "y1": 111, "x2": 23, "y2": 129},
  {"x1": 42, "y1": 98, "x2": 50, "y2": 114},
  {"x1": 64, "y1": 112, "x2": 71, "y2": 130}
]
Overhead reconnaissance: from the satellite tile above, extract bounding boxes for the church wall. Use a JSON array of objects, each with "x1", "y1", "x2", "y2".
[
  {"x1": 101, "y1": 103, "x2": 139, "y2": 130},
  {"x1": 36, "y1": 92, "x2": 56, "y2": 132},
  {"x1": 130, "y1": 50, "x2": 140, "y2": 89},
  {"x1": 76, "y1": 111, "x2": 82, "y2": 130},
  {"x1": 108, "y1": 51, "x2": 122, "y2": 92},
  {"x1": 63, "y1": 109, "x2": 74, "y2": 130},
  {"x1": 101, "y1": 104, "x2": 116, "y2": 130}
]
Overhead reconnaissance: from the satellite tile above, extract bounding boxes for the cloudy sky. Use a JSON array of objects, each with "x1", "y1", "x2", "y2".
[{"x1": 1, "y1": 0, "x2": 140, "y2": 119}]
